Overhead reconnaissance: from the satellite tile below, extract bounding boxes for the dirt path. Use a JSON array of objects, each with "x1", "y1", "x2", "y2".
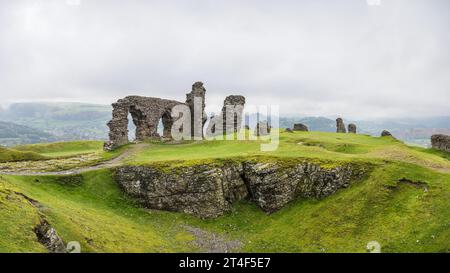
[{"x1": 0, "y1": 143, "x2": 149, "y2": 176}]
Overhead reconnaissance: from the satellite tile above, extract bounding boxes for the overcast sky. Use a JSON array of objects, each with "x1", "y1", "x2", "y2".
[{"x1": 0, "y1": 0, "x2": 449, "y2": 118}]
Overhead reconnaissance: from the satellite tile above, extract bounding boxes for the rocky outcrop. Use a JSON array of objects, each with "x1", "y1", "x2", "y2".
[
  {"x1": 114, "y1": 159, "x2": 371, "y2": 218},
  {"x1": 293, "y1": 123, "x2": 309, "y2": 132},
  {"x1": 285, "y1": 128, "x2": 294, "y2": 133},
  {"x1": 381, "y1": 130, "x2": 393, "y2": 137},
  {"x1": 348, "y1": 123, "x2": 357, "y2": 134},
  {"x1": 242, "y1": 161, "x2": 367, "y2": 212},
  {"x1": 336, "y1": 118, "x2": 346, "y2": 133},
  {"x1": 431, "y1": 134, "x2": 450, "y2": 153},
  {"x1": 34, "y1": 220, "x2": 66, "y2": 253},
  {"x1": 115, "y1": 162, "x2": 247, "y2": 218}
]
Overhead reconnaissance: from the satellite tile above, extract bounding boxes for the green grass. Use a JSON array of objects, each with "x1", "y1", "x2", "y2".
[
  {"x1": 1, "y1": 160, "x2": 448, "y2": 253},
  {"x1": 0, "y1": 131, "x2": 449, "y2": 253},
  {"x1": 14, "y1": 141, "x2": 105, "y2": 157},
  {"x1": 0, "y1": 146, "x2": 46, "y2": 163},
  {"x1": 129, "y1": 131, "x2": 450, "y2": 173}
]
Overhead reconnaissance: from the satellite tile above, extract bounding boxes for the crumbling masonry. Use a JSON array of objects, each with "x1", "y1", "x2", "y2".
[
  {"x1": 104, "y1": 82, "x2": 246, "y2": 150},
  {"x1": 431, "y1": 134, "x2": 450, "y2": 153}
]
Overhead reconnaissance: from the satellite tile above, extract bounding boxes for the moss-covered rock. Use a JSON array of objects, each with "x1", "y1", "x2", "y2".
[{"x1": 114, "y1": 158, "x2": 373, "y2": 218}]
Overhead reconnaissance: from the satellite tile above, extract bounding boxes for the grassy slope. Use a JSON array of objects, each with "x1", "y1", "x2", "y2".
[
  {"x1": 0, "y1": 146, "x2": 46, "y2": 163},
  {"x1": 0, "y1": 131, "x2": 449, "y2": 253},
  {"x1": 129, "y1": 131, "x2": 450, "y2": 173},
  {"x1": 13, "y1": 140, "x2": 127, "y2": 162},
  {"x1": 14, "y1": 141, "x2": 104, "y2": 157}
]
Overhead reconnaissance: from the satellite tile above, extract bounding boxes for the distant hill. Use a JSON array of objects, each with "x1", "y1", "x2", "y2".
[
  {"x1": 0, "y1": 102, "x2": 448, "y2": 147},
  {"x1": 0, "y1": 102, "x2": 111, "y2": 142},
  {"x1": 280, "y1": 117, "x2": 336, "y2": 132},
  {"x1": 279, "y1": 116, "x2": 450, "y2": 147},
  {"x1": 354, "y1": 117, "x2": 450, "y2": 147},
  {"x1": 0, "y1": 121, "x2": 58, "y2": 146}
]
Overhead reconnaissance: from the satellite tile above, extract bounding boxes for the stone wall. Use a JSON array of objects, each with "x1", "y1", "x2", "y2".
[
  {"x1": 255, "y1": 121, "x2": 270, "y2": 136},
  {"x1": 222, "y1": 95, "x2": 246, "y2": 134},
  {"x1": 431, "y1": 134, "x2": 450, "y2": 153},
  {"x1": 114, "y1": 159, "x2": 371, "y2": 218},
  {"x1": 348, "y1": 123, "x2": 357, "y2": 134},
  {"x1": 336, "y1": 118, "x2": 346, "y2": 133}
]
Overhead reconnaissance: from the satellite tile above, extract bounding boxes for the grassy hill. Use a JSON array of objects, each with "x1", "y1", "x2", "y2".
[
  {"x1": 14, "y1": 141, "x2": 105, "y2": 157},
  {"x1": 0, "y1": 121, "x2": 57, "y2": 146},
  {"x1": 0, "y1": 131, "x2": 449, "y2": 253},
  {"x1": 0, "y1": 146, "x2": 46, "y2": 163},
  {"x1": 0, "y1": 102, "x2": 111, "y2": 141}
]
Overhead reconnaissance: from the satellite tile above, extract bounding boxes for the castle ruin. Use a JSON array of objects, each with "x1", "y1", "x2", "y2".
[{"x1": 104, "y1": 82, "x2": 246, "y2": 150}]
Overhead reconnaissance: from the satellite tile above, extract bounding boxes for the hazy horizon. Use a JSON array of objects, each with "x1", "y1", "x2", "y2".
[{"x1": 1, "y1": 0, "x2": 449, "y2": 119}]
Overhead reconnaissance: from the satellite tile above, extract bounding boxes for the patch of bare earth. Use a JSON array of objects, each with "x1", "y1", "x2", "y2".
[{"x1": 183, "y1": 225, "x2": 243, "y2": 253}]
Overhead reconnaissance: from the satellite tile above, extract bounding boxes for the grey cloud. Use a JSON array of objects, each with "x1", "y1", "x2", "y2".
[{"x1": 0, "y1": 0, "x2": 449, "y2": 118}]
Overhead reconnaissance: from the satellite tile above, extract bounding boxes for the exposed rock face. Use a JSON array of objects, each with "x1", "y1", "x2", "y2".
[
  {"x1": 34, "y1": 220, "x2": 66, "y2": 253},
  {"x1": 336, "y1": 118, "x2": 346, "y2": 133},
  {"x1": 114, "y1": 159, "x2": 370, "y2": 218},
  {"x1": 285, "y1": 128, "x2": 294, "y2": 133},
  {"x1": 115, "y1": 163, "x2": 247, "y2": 218},
  {"x1": 104, "y1": 96, "x2": 184, "y2": 151},
  {"x1": 186, "y1": 82, "x2": 207, "y2": 139},
  {"x1": 381, "y1": 130, "x2": 393, "y2": 137},
  {"x1": 255, "y1": 121, "x2": 270, "y2": 136},
  {"x1": 348, "y1": 123, "x2": 357, "y2": 134},
  {"x1": 293, "y1": 123, "x2": 309, "y2": 132},
  {"x1": 242, "y1": 161, "x2": 367, "y2": 212},
  {"x1": 431, "y1": 134, "x2": 450, "y2": 152}
]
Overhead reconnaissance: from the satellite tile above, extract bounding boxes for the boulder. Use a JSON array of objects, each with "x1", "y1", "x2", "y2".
[
  {"x1": 293, "y1": 123, "x2": 309, "y2": 132},
  {"x1": 381, "y1": 130, "x2": 393, "y2": 137}
]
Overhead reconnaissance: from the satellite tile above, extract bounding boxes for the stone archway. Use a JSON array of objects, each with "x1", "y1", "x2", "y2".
[{"x1": 104, "y1": 96, "x2": 186, "y2": 151}]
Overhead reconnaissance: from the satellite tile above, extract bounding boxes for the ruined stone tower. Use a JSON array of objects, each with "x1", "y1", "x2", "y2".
[
  {"x1": 336, "y1": 118, "x2": 346, "y2": 133},
  {"x1": 186, "y1": 82, "x2": 207, "y2": 140},
  {"x1": 222, "y1": 95, "x2": 246, "y2": 134}
]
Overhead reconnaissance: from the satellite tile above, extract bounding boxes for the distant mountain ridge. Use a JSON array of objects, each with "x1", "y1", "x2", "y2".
[
  {"x1": 0, "y1": 121, "x2": 57, "y2": 146},
  {"x1": 0, "y1": 102, "x2": 111, "y2": 144},
  {"x1": 0, "y1": 102, "x2": 449, "y2": 147},
  {"x1": 280, "y1": 116, "x2": 450, "y2": 147}
]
